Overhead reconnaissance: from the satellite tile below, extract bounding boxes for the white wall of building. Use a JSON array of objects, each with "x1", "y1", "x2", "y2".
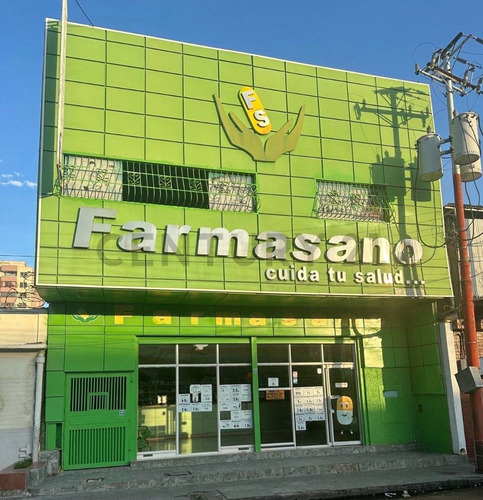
[
  {"x1": 0, "y1": 311, "x2": 47, "y2": 469},
  {"x1": 0, "y1": 352, "x2": 37, "y2": 469}
]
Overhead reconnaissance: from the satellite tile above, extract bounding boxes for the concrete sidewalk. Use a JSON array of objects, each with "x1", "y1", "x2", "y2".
[
  {"x1": 30, "y1": 463, "x2": 483, "y2": 500},
  {"x1": 23, "y1": 447, "x2": 483, "y2": 499}
]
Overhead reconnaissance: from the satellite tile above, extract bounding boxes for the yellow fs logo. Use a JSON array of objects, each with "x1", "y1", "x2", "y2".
[
  {"x1": 213, "y1": 87, "x2": 304, "y2": 163},
  {"x1": 238, "y1": 87, "x2": 272, "y2": 135}
]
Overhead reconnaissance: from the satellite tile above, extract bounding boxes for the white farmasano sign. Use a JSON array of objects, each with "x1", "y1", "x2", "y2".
[{"x1": 72, "y1": 207, "x2": 424, "y2": 285}]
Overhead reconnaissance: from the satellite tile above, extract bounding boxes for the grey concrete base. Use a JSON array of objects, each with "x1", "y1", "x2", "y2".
[
  {"x1": 28, "y1": 447, "x2": 473, "y2": 498},
  {"x1": 0, "y1": 489, "x2": 31, "y2": 498},
  {"x1": 27, "y1": 463, "x2": 47, "y2": 488},
  {"x1": 131, "y1": 443, "x2": 420, "y2": 469},
  {"x1": 38, "y1": 452, "x2": 59, "y2": 477}
]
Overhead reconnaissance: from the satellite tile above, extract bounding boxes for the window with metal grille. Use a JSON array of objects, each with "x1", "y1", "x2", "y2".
[
  {"x1": 62, "y1": 155, "x2": 123, "y2": 200},
  {"x1": 61, "y1": 155, "x2": 257, "y2": 212},
  {"x1": 69, "y1": 375, "x2": 126, "y2": 412},
  {"x1": 315, "y1": 181, "x2": 390, "y2": 222}
]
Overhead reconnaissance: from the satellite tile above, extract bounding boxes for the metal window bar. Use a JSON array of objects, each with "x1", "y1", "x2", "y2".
[
  {"x1": 61, "y1": 155, "x2": 123, "y2": 200},
  {"x1": 209, "y1": 172, "x2": 256, "y2": 212},
  {"x1": 70, "y1": 376, "x2": 126, "y2": 413},
  {"x1": 123, "y1": 162, "x2": 210, "y2": 208},
  {"x1": 60, "y1": 155, "x2": 257, "y2": 213},
  {"x1": 314, "y1": 181, "x2": 390, "y2": 222}
]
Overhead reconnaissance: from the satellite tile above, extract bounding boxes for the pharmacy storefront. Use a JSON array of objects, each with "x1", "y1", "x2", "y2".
[
  {"x1": 138, "y1": 340, "x2": 361, "y2": 457},
  {"x1": 37, "y1": 20, "x2": 454, "y2": 470}
]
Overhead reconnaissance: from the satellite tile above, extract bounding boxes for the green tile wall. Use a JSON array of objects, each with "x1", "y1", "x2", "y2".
[
  {"x1": 39, "y1": 22, "x2": 451, "y2": 299},
  {"x1": 43, "y1": 303, "x2": 441, "y2": 449}
]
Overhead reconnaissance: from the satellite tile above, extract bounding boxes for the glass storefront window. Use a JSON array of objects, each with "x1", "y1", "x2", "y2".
[
  {"x1": 178, "y1": 366, "x2": 217, "y2": 454},
  {"x1": 258, "y1": 365, "x2": 290, "y2": 388},
  {"x1": 257, "y1": 344, "x2": 289, "y2": 363},
  {"x1": 259, "y1": 390, "x2": 293, "y2": 445},
  {"x1": 219, "y1": 365, "x2": 254, "y2": 447},
  {"x1": 179, "y1": 343, "x2": 216, "y2": 364},
  {"x1": 137, "y1": 341, "x2": 360, "y2": 458},
  {"x1": 292, "y1": 364, "x2": 327, "y2": 447},
  {"x1": 219, "y1": 344, "x2": 251, "y2": 364},
  {"x1": 324, "y1": 344, "x2": 354, "y2": 363},
  {"x1": 291, "y1": 344, "x2": 322, "y2": 363},
  {"x1": 138, "y1": 367, "x2": 176, "y2": 452},
  {"x1": 139, "y1": 344, "x2": 175, "y2": 364}
]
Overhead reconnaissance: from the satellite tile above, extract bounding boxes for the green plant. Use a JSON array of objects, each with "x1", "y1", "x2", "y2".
[{"x1": 13, "y1": 458, "x2": 32, "y2": 469}]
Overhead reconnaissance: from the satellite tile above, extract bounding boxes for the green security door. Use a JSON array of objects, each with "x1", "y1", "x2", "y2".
[{"x1": 63, "y1": 373, "x2": 133, "y2": 470}]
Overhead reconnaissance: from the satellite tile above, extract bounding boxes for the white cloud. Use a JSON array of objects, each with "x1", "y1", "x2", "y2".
[
  {"x1": 0, "y1": 180, "x2": 37, "y2": 188},
  {"x1": 0, "y1": 174, "x2": 13, "y2": 179},
  {"x1": 13, "y1": 171, "x2": 21, "y2": 177},
  {"x1": 1, "y1": 180, "x2": 23, "y2": 187}
]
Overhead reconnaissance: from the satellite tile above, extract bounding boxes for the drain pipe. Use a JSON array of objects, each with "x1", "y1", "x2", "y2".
[{"x1": 32, "y1": 352, "x2": 45, "y2": 463}]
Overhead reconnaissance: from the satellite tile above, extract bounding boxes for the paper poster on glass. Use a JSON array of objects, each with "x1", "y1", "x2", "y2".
[
  {"x1": 293, "y1": 386, "x2": 326, "y2": 427},
  {"x1": 220, "y1": 401, "x2": 241, "y2": 411},
  {"x1": 268, "y1": 378, "x2": 279, "y2": 387},
  {"x1": 240, "y1": 384, "x2": 252, "y2": 402},
  {"x1": 179, "y1": 394, "x2": 190, "y2": 404}
]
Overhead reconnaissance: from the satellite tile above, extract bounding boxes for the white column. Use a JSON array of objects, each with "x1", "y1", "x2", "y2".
[
  {"x1": 32, "y1": 352, "x2": 45, "y2": 463},
  {"x1": 439, "y1": 322, "x2": 467, "y2": 454}
]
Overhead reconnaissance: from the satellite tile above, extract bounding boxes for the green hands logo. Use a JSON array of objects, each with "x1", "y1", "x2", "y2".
[
  {"x1": 213, "y1": 87, "x2": 305, "y2": 162},
  {"x1": 72, "y1": 310, "x2": 99, "y2": 323}
]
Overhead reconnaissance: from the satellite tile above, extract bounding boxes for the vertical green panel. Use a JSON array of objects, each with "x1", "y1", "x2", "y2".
[
  {"x1": 414, "y1": 395, "x2": 452, "y2": 452},
  {"x1": 65, "y1": 334, "x2": 104, "y2": 371},
  {"x1": 104, "y1": 335, "x2": 137, "y2": 371},
  {"x1": 45, "y1": 423, "x2": 59, "y2": 450}
]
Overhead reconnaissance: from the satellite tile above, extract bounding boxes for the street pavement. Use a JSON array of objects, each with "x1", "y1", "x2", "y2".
[{"x1": 26, "y1": 463, "x2": 483, "y2": 500}]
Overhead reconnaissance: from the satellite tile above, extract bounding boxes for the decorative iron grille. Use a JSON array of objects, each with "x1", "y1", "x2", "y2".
[
  {"x1": 315, "y1": 181, "x2": 390, "y2": 222},
  {"x1": 62, "y1": 155, "x2": 123, "y2": 200},
  {"x1": 208, "y1": 172, "x2": 256, "y2": 212},
  {"x1": 60, "y1": 155, "x2": 257, "y2": 212}
]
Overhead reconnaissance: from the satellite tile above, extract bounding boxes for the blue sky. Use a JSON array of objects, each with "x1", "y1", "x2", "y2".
[{"x1": 1, "y1": 0, "x2": 483, "y2": 267}]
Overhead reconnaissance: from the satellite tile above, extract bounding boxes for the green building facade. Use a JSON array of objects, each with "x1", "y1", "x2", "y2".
[{"x1": 37, "y1": 20, "x2": 454, "y2": 470}]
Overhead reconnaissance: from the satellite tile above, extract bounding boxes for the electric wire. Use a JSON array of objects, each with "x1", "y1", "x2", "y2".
[
  {"x1": 412, "y1": 158, "x2": 447, "y2": 249},
  {"x1": 74, "y1": 0, "x2": 94, "y2": 26}
]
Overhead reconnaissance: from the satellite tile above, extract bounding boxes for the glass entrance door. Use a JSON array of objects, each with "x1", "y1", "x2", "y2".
[
  {"x1": 327, "y1": 366, "x2": 361, "y2": 444},
  {"x1": 257, "y1": 343, "x2": 360, "y2": 449}
]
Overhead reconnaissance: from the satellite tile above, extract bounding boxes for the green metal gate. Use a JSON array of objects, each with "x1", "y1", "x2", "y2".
[{"x1": 63, "y1": 373, "x2": 132, "y2": 470}]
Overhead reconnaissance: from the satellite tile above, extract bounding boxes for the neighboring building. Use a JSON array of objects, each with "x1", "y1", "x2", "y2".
[
  {"x1": 36, "y1": 19, "x2": 461, "y2": 471},
  {"x1": 0, "y1": 310, "x2": 47, "y2": 469},
  {"x1": 0, "y1": 261, "x2": 44, "y2": 309},
  {"x1": 444, "y1": 204, "x2": 483, "y2": 460}
]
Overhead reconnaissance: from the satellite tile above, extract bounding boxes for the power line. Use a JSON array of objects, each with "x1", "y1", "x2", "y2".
[{"x1": 74, "y1": 0, "x2": 94, "y2": 27}]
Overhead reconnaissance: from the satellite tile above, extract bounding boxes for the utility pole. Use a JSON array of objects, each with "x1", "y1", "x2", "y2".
[
  {"x1": 56, "y1": 0, "x2": 68, "y2": 187},
  {"x1": 416, "y1": 33, "x2": 483, "y2": 472}
]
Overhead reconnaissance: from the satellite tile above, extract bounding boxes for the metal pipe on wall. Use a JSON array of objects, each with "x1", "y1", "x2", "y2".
[{"x1": 32, "y1": 352, "x2": 45, "y2": 463}]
